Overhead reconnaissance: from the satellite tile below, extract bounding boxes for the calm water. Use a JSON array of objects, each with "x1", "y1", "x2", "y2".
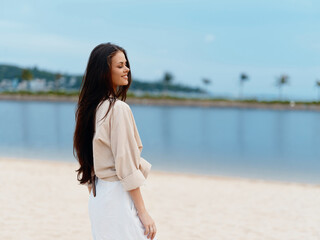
[{"x1": 1, "y1": 100, "x2": 320, "y2": 184}]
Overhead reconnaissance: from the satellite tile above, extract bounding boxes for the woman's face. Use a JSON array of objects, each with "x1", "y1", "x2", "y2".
[{"x1": 111, "y1": 51, "x2": 130, "y2": 91}]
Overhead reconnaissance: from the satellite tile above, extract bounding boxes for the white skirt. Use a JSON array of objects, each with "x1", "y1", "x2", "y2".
[{"x1": 88, "y1": 176, "x2": 158, "y2": 240}]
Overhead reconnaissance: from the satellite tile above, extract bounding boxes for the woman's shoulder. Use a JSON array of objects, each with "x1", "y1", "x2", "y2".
[
  {"x1": 99, "y1": 98, "x2": 130, "y2": 111},
  {"x1": 113, "y1": 99, "x2": 131, "y2": 112},
  {"x1": 97, "y1": 99, "x2": 132, "y2": 119},
  {"x1": 96, "y1": 99, "x2": 132, "y2": 127}
]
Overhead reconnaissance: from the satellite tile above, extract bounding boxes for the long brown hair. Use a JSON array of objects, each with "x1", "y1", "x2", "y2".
[{"x1": 73, "y1": 42, "x2": 132, "y2": 185}]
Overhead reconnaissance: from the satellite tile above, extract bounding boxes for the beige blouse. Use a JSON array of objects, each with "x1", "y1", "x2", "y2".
[{"x1": 85, "y1": 98, "x2": 152, "y2": 191}]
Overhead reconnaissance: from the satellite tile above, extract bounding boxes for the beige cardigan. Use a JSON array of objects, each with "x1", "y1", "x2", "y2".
[{"x1": 85, "y1": 98, "x2": 152, "y2": 191}]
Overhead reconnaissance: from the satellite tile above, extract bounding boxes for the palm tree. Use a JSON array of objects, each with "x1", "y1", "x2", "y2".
[
  {"x1": 202, "y1": 78, "x2": 211, "y2": 86},
  {"x1": 55, "y1": 73, "x2": 63, "y2": 91},
  {"x1": 276, "y1": 74, "x2": 289, "y2": 100},
  {"x1": 162, "y1": 72, "x2": 173, "y2": 96},
  {"x1": 21, "y1": 69, "x2": 33, "y2": 91},
  {"x1": 239, "y1": 73, "x2": 249, "y2": 99},
  {"x1": 315, "y1": 80, "x2": 320, "y2": 101},
  {"x1": 202, "y1": 78, "x2": 211, "y2": 95}
]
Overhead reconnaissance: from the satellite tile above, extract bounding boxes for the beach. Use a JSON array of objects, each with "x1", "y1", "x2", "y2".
[{"x1": 1, "y1": 157, "x2": 320, "y2": 240}]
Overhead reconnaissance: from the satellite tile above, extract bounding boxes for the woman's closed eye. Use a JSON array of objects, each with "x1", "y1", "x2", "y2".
[{"x1": 119, "y1": 65, "x2": 129, "y2": 69}]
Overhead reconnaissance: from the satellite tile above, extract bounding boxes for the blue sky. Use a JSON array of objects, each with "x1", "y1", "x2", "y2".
[{"x1": 1, "y1": 0, "x2": 320, "y2": 100}]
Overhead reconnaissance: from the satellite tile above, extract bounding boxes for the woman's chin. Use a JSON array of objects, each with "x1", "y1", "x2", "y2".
[
  {"x1": 117, "y1": 78, "x2": 129, "y2": 86},
  {"x1": 118, "y1": 82, "x2": 128, "y2": 87}
]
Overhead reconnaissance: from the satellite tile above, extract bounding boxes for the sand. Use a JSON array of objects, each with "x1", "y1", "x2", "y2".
[{"x1": 1, "y1": 157, "x2": 320, "y2": 240}]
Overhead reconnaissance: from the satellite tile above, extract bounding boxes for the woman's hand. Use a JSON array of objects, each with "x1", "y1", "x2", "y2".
[
  {"x1": 128, "y1": 187, "x2": 157, "y2": 239},
  {"x1": 137, "y1": 211, "x2": 157, "y2": 240}
]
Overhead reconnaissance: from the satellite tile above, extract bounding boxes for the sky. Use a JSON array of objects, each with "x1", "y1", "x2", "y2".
[{"x1": 1, "y1": 0, "x2": 320, "y2": 100}]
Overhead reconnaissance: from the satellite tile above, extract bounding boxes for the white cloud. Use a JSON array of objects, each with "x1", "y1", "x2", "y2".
[
  {"x1": 0, "y1": 31, "x2": 92, "y2": 55},
  {"x1": 0, "y1": 30, "x2": 94, "y2": 73},
  {"x1": 204, "y1": 34, "x2": 215, "y2": 43},
  {"x1": 0, "y1": 19, "x2": 27, "y2": 29}
]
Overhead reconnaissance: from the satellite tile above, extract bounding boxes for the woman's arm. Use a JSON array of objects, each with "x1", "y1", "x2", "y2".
[
  {"x1": 128, "y1": 187, "x2": 157, "y2": 240},
  {"x1": 128, "y1": 187, "x2": 146, "y2": 213}
]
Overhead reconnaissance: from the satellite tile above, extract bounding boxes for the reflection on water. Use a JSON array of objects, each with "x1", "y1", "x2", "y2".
[{"x1": 0, "y1": 100, "x2": 320, "y2": 184}]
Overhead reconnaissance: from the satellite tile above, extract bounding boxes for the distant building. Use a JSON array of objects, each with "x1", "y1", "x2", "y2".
[
  {"x1": 15, "y1": 79, "x2": 47, "y2": 91},
  {"x1": 17, "y1": 80, "x2": 28, "y2": 91},
  {"x1": 29, "y1": 78, "x2": 46, "y2": 91}
]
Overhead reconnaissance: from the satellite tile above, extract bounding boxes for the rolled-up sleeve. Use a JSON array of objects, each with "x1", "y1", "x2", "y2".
[
  {"x1": 110, "y1": 103, "x2": 150, "y2": 191},
  {"x1": 139, "y1": 157, "x2": 151, "y2": 179}
]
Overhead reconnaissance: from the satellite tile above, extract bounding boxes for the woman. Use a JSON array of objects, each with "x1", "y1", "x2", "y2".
[{"x1": 73, "y1": 42, "x2": 158, "y2": 240}]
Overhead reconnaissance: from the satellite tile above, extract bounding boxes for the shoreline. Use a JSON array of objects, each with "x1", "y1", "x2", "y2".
[
  {"x1": 1, "y1": 93, "x2": 320, "y2": 111},
  {"x1": 2, "y1": 156, "x2": 319, "y2": 188}
]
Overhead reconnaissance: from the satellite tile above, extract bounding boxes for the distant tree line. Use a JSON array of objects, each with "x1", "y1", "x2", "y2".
[
  {"x1": 0, "y1": 64, "x2": 203, "y2": 94},
  {"x1": 2, "y1": 64, "x2": 320, "y2": 100},
  {"x1": 201, "y1": 72, "x2": 320, "y2": 101}
]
